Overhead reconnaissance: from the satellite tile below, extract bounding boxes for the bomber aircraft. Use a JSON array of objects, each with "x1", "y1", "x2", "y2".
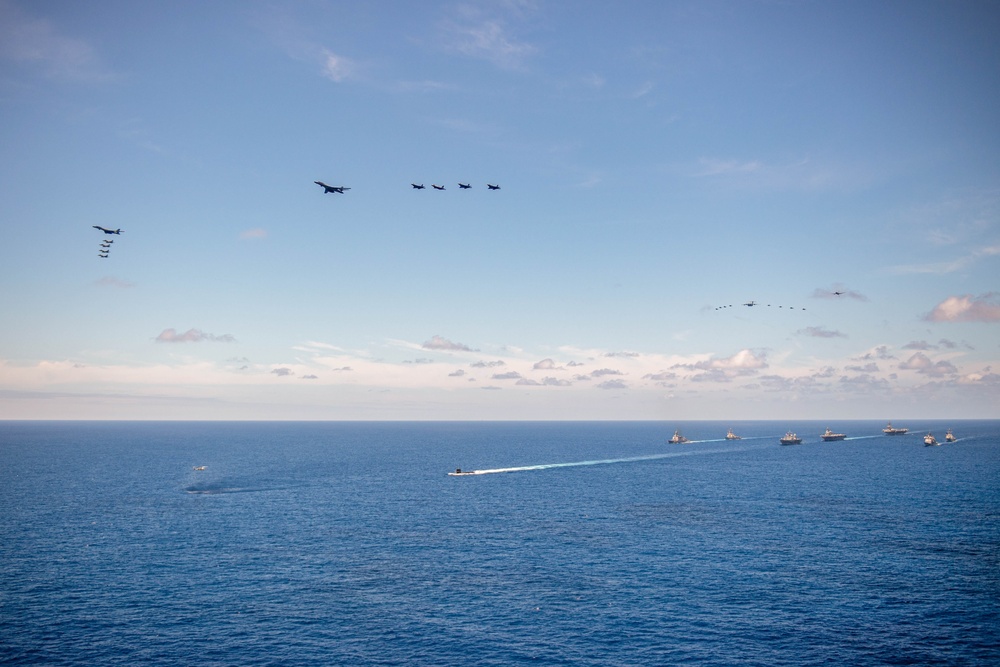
[
  {"x1": 314, "y1": 181, "x2": 350, "y2": 194},
  {"x1": 743, "y1": 301, "x2": 758, "y2": 307},
  {"x1": 93, "y1": 226, "x2": 123, "y2": 234}
]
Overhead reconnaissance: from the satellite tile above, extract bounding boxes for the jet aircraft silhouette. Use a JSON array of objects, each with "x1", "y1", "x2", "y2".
[
  {"x1": 93, "y1": 226, "x2": 123, "y2": 234},
  {"x1": 743, "y1": 301, "x2": 757, "y2": 307},
  {"x1": 833, "y1": 291, "x2": 845, "y2": 296},
  {"x1": 411, "y1": 184, "x2": 425, "y2": 189},
  {"x1": 458, "y1": 183, "x2": 471, "y2": 189},
  {"x1": 432, "y1": 185, "x2": 445, "y2": 190},
  {"x1": 314, "y1": 181, "x2": 350, "y2": 194},
  {"x1": 487, "y1": 184, "x2": 500, "y2": 190}
]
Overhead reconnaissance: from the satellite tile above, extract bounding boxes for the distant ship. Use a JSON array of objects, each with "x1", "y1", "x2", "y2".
[
  {"x1": 883, "y1": 422, "x2": 909, "y2": 436},
  {"x1": 945, "y1": 429, "x2": 956, "y2": 442},
  {"x1": 669, "y1": 430, "x2": 690, "y2": 444},
  {"x1": 725, "y1": 428, "x2": 742, "y2": 440},
  {"x1": 821, "y1": 427, "x2": 846, "y2": 442},
  {"x1": 448, "y1": 468, "x2": 478, "y2": 476},
  {"x1": 924, "y1": 433, "x2": 939, "y2": 446},
  {"x1": 780, "y1": 432, "x2": 802, "y2": 445}
]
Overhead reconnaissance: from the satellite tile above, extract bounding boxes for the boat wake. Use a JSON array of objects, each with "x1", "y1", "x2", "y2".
[
  {"x1": 450, "y1": 446, "x2": 749, "y2": 476},
  {"x1": 184, "y1": 479, "x2": 299, "y2": 495}
]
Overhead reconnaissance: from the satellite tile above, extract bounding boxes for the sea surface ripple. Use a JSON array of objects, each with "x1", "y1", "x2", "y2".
[{"x1": 2, "y1": 420, "x2": 998, "y2": 665}]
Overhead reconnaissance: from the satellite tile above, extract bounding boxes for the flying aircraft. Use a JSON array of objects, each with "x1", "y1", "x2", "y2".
[
  {"x1": 411, "y1": 184, "x2": 425, "y2": 189},
  {"x1": 98, "y1": 254, "x2": 109, "y2": 258},
  {"x1": 487, "y1": 184, "x2": 500, "y2": 190},
  {"x1": 314, "y1": 181, "x2": 350, "y2": 194},
  {"x1": 432, "y1": 185, "x2": 445, "y2": 190},
  {"x1": 458, "y1": 183, "x2": 471, "y2": 189},
  {"x1": 743, "y1": 301, "x2": 757, "y2": 307},
  {"x1": 93, "y1": 226, "x2": 123, "y2": 234},
  {"x1": 833, "y1": 291, "x2": 845, "y2": 296}
]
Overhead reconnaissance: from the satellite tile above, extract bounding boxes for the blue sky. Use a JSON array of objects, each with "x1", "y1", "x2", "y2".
[{"x1": 1, "y1": 0, "x2": 998, "y2": 420}]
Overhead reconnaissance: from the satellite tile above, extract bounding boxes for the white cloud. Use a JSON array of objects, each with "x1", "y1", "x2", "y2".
[
  {"x1": 0, "y1": 0, "x2": 114, "y2": 82},
  {"x1": 155, "y1": 328, "x2": 236, "y2": 343},
  {"x1": 890, "y1": 245, "x2": 1000, "y2": 275},
  {"x1": 924, "y1": 293, "x2": 1000, "y2": 323},
  {"x1": 321, "y1": 49, "x2": 355, "y2": 82},
  {"x1": 798, "y1": 326, "x2": 847, "y2": 339},
  {"x1": 423, "y1": 335, "x2": 476, "y2": 352},
  {"x1": 898, "y1": 352, "x2": 958, "y2": 377}
]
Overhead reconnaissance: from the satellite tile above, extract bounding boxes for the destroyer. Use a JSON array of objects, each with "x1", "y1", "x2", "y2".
[
  {"x1": 669, "y1": 430, "x2": 690, "y2": 444},
  {"x1": 924, "y1": 433, "x2": 940, "y2": 446},
  {"x1": 821, "y1": 427, "x2": 846, "y2": 441},
  {"x1": 945, "y1": 429, "x2": 956, "y2": 442},
  {"x1": 725, "y1": 428, "x2": 742, "y2": 440}
]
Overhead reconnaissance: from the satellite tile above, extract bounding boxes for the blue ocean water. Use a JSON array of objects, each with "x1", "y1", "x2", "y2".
[{"x1": 1, "y1": 420, "x2": 998, "y2": 666}]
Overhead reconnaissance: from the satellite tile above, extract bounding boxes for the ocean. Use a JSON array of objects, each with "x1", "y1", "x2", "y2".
[{"x1": 2, "y1": 420, "x2": 998, "y2": 666}]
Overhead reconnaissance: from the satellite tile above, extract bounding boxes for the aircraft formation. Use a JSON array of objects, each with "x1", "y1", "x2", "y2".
[
  {"x1": 92, "y1": 226, "x2": 122, "y2": 259},
  {"x1": 318, "y1": 182, "x2": 501, "y2": 193},
  {"x1": 409, "y1": 183, "x2": 500, "y2": 191},
  {"x1": 715, "y1": 300, "x2": 806, "y2": 311}
]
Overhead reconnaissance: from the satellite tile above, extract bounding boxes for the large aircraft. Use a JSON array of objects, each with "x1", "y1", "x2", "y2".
[
  {"x1": 411, "y1": 183, "x2": 425, "y2": 189},
  {"x1": 458, "y1": 183, "x2": 471, "y2": 189},
  {"x1": 314, "y1": 181, "x2": 350, "y2": 194},
  {"x1": 487, "y1": 184, "x2": 500, "y2": 190},
  {"x1": 743, "y1": 301, "x2": 757, "y2": 307},
  {"x1": 93, "y1": 226, "x2": 123, "y2": 234}
]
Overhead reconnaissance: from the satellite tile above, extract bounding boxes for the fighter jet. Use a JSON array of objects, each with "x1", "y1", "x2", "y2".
[
  {"x1": 98, "y1": 253, "x2": 109, "y2": 258},
  {"x1": 93, "y1": 226, "x2": 123, "y2": 234},
  {"x1": 487, "y1": 184, "x2": 500, "y2": 190},
  {"x1": 411, "y1": 184, "x2": 425, "y2": 189},
  {"x1": 458, "y1": 183, "x2": 471, "y2": 189},
  {"x1": 833, "y1": 291, "x2": 845, "y2": 296},
  {"x1": 432, "y1": 185, "x2": 445, "y2": 190},
  {"x1": 314, "y1": 181, "x2": 350, "y2": 194}
]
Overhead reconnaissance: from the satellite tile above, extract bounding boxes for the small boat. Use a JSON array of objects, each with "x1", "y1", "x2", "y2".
[
  {"x1": 669, "y1": 430, "x2": 689, "y2": 444},
  {"x1": 725, "y1": 428, "x2": 742, "y2": 440},
  {"x1": 883, "y1": 422, "x2": 909, "y2": 436},
  {"x1": 193, "y1": 466, "x2": 206, "y2": 471},
  {"x1": 821, "y1": 427, "x2": 846, "y2": 441},
  {"x1": 924, "y1": 433, "x2": 939, "y2": 446},
  {"x1": 448, "y1": 468, "x2": 478, "y2": 476},
  {"x1": 780, "y1": 432, "x2": 802, "y2": 445},
  {"x1": 945, "y1": 429, "x2": 956, "y2": 442}
]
